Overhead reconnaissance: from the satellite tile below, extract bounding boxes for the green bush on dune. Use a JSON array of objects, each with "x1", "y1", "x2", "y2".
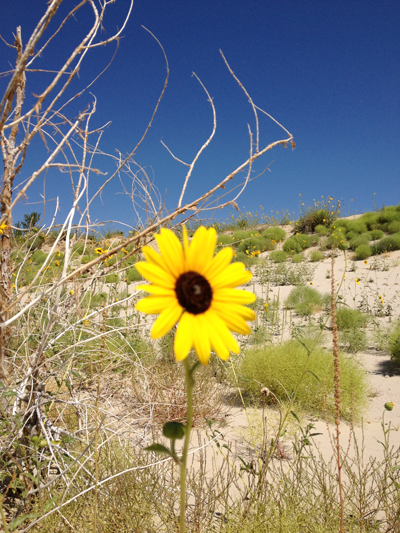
[
  {"x1": 355, "y1": 244, "x2": 372, "y2": 260},
  {"x1": 283, "y1": 234, "x2": 311, "y2": 254},
  {"x1": 285, "y1": 286, "x2": 330, "y2": 316},
  {"x1": 239, "y1": 340, "x2": 368, "y2": 421}
]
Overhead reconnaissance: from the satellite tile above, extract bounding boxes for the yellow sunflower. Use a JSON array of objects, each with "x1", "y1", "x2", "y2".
[{"x1": 135, "y1": 226, "x2": 256, "y2": 364}]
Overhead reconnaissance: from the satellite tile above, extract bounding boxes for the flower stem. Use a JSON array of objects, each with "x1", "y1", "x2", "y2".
[{"x1": 180, "y1": 357, "x2": 194, "y2": 533}]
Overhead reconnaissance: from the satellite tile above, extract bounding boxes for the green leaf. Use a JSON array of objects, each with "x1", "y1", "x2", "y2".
[
  {"x1": 305, "y1": 370, "x2": 320, "y2": 382},
  {"x1": 145, "y1": 444, "x2": 175, "y2": 457},
  {"x1": 392, "y1": 465, "x2": 400, "y2": 471},
  {"x1": 163, "y1": 422, "x2": 185, "y2": 440},
  {"x1": 290, "y1": 411, "x2": 300, "y2": 423},
  {"x1": 9, "y1": 513, "x2": 39, "y2": 531},
  {"x1": 1, "y1": 390, "x2": 17, "y2": 398}
]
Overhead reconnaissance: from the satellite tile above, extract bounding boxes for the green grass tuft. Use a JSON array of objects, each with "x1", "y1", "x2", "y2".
[
  {"x1": 285, "y1": 286, "x2": 330, "y2": 315},
  {"x1": 239, "y1": 340, "x2": 368, "y2": 421}
]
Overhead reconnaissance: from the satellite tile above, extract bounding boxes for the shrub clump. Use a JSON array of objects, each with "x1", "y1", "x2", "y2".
[
  {"x1": 232, "y1": 230, "x2": 252, "y2": 242},
  {"x1": 238, "y1": 236, "x2": 274, "y2": 255},
  {"x1": 269, "y1": 251, "x2": 287, "y2": 263},
  {"x1": 336, "y1": 307, "x2": 368, "y2": 330},
  {"x1": 355, "y1": 244, "x2": 372, "y2": 260},
  {"x1": 126, "y1": 266, "x2": 143, "y2": 283},
  {"x1": 369, "y1": 229, "x2": 384, "y2": 240},
  {"x1": 261, "y1": 226, "x2": 286, "y2": 242},
  {"x1": 216, "y1": 234, "x2": 234, "y2": 246},
  {"x1": 314, "y1": 224, "x2": 330, "y2": 236},
  {"x1": 388, "y1": 220, "x2": 400, "y2": 234},
  {"x1": 295, "y1": 209, "x2": 334, "y2": 234},
  {"x1": 309, "y1": 250, "x2": 323, "y2": 262},
  {"x1": 373, "y1": 234, "x2": 400, "y2": 254},
  {"x1": 292, "y1": 254, "x2": 304, "y2": 263},
  {"x1": 239, "y1": 340, "x2": 368, "y2": 421},
  {"x1": 285, "y1": 286, "x2": 329, "y2": 316},
  {"x1": 346, "y1": 219, "x2": 368, "y2": 235},
  {"x1": 349, "y1": 235, "x2": 370, "y2": 251},
  {"x1": 31, "y1": 250, "x2": 47, "y2": 265},
  {"x1": 233, "y1": 251, "x2": 258, "y2": 268},
  {"x1": 326, "y1": 233, "x2": 348, "y2": 251},
  {"x1": 283, "y1": 234, "x2": 311, "y2": 254},
  {"x1": 389, "y1": 321, "x2": 400, "y2": 363},
  {"x1": 105, "y1": 273, "x2": 119, "y2": 284}
]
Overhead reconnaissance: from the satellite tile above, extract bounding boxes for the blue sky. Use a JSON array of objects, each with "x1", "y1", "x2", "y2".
[{"x1": 1, "y1": 0, "x2": 399, "y2": 232}]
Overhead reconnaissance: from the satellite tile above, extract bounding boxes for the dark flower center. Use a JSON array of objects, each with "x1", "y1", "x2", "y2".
[{"x1": 175, "y1": 271, "x2": 213, "y2": 315}]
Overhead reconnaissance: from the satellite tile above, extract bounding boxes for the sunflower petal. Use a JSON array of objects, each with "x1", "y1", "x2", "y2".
[
  {"x1": 182, "y1": 225, "x2": 190, "y2": 258},
  {"x1": 135, "y1": 262, "x2": 176, "y2": 288},
  {"x1": 142, "y1": 246, "x2": 166, "y2": 270},
  {"x1": 213, "y1": 288, "x2": 256, "y2": 305},
  {"x1": 192, "y1": 314, "x2": 211, "y2": 365},
  {"x1": 151, "y1": 304, "x2": 183, "y2": 338},
  {"x1": 212, "y1": 303, "x2": 252, "y2": 334},
  {"x1": 174, "y1": 312, "x2": 194, "y2": 361},
  {"x1": 203, "y1": 310, "x2": 239, "y2": 360},
  {"x1": 155, "y1": 229, "x2": 185, "y2": 277},
  {"x1": 211, "y1": 262, "x2": 252, "y2": 289},
  {"x1": 186, "y1": 227, "x2": 216, "y2": 273},
  {"x1": 213, "y1": 301, "x2": 256, "y2": 322},
  {"x1": 204, "y1": 247, "x2": 233, "y2": 280},
  {"x1": 136, "y1": 295, "x2": 176, "y2": 314},
  {"x1": 136, "y1": 284, "x2": 175, "y2": 296}
]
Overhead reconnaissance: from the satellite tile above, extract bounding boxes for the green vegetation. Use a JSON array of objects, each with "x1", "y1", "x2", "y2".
[
  {"x1": 389, "y1": 321, "x2": 400, "y2": 363},
  {"x1": 283, "y1": 233, "x2": 311, "y2": 254},
  {"x1": 239, "y1": 340, "x2": 368, "y2": 421},
  {"x1": 355, "y1": 243, "x2": 372, "y2": 260},
  {"x1": 285, "y1": 285, "x2": 330, "y2": 315},
  {"x1": 373, "y1": 233, "x2": 400, "y2": 254},
  {"x1": 292, "y1": 253, "x2": 304, "y2": 263},
  {"x1": 261, "y1": 226, "x2": 286, "y2": 241},
  {"x1": 269, "y1": 250, "x2": 287, "y2": 263},
  {"x1": 309, "y1": 250, "x2": 323, "y2": 262}
]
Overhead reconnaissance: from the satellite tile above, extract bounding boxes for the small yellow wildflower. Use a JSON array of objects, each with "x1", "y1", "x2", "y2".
[
  {"x1": 57, "y1": 250, "x2": 61, "y2": 257},
  {"x1": 115, "y1": 298, "x2": 119, "y2": 302},
  {"x1": 69, "y1": 289, "x2": 74, "y2": 295},
  {"x1": 0, "y1": 221, "x2": 7, "y2": 234},
  {"x1": 95, "y1": 247, "x2": 104, "y2": 255},
  {"x1": 55, "y1": 260, "x2": 60, "y2": 267},
  {"x1": 364, "y1": 260, "x2": 368, "y2": 265},
  {"x1": 310, "y1": 281, "x2": 313, "y2": 285},
  {"x1": 355, "y1": 278, "x2": 359, "y2": 285}
]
